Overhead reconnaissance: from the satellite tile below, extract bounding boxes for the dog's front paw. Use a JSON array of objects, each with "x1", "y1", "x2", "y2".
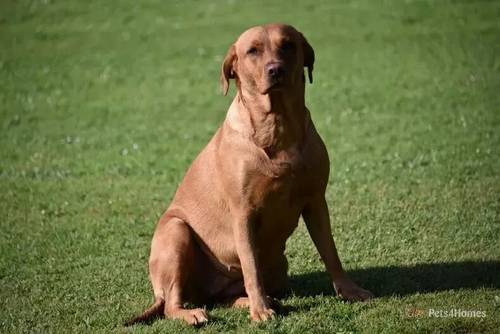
[
  {"x1": 333, "y1": 277, "x2": 374, "y2": 302},
  {"x1": 250, "y1": 304, "x2": 276, "y2": 322}
]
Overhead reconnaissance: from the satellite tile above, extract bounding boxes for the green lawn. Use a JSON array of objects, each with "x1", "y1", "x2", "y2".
[{"x1": 1, "y1": 0, "x2": 499, "y2": 333}]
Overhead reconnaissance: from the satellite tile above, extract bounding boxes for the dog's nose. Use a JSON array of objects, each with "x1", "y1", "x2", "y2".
[{"x1": 266, "y1": 63, "x2": 284, "y2": 79}]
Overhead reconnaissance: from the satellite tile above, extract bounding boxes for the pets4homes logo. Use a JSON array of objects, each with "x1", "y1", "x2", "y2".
[{"x1": 406, "y1": 307, "x2": 487, "y2": 318}]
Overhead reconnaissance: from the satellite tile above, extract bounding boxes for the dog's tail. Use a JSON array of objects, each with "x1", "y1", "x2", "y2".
[{"x1": 124, "y1": 298, "x2": 165, "y2": 326}]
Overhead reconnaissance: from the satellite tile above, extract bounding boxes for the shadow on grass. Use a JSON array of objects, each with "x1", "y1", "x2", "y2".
[
  {"x1": 125, "y1": 261, "x2": 499, "y2": 326},
  {"x1": 289, "y1": 260, "x2": 500, "y2": 298}
]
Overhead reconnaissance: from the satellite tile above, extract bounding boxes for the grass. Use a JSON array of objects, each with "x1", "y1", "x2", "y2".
[{"x1": 1, "y1": 0, "x2": 499, "y2": 333}]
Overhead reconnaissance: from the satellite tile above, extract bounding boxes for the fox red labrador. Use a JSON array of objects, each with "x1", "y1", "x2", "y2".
[{"x1": 126, "y1": 23, "x2": 373, "y2": 326}]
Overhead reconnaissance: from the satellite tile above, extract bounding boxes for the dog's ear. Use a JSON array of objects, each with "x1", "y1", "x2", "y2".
[
  {"x1": 221, "y1": 44, "x2": 237, "y2": 96},
  {"x1": 301, "y1": 33, "x2": 315, "y2": 84}
]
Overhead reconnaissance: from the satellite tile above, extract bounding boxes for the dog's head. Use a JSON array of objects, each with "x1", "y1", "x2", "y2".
[{"x1": 221, "y1": 24, "x2": 315, "y2": 96}]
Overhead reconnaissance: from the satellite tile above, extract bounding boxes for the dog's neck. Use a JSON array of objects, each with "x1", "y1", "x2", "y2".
[{"x1": 227, "y1": 84, "x2": 309, "y2": 157}]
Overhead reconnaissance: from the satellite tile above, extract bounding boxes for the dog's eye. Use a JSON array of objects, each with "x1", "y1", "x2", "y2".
[
  {"x1": 247, "y1": 47, "x2": 259, "y2": 55},
  {"x1": 279, "y1": 41, "x2": 295, "y2": 52}
]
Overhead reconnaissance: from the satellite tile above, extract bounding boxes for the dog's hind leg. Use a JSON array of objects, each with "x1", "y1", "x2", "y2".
[
  {"x1": 128, "y1": 216, "x2": 208, "y2": 326},
  {"x1": 151, "y1": 216, "x2": 209, "y2": 325}
]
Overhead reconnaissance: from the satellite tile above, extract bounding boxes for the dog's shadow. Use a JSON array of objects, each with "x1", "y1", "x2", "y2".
[
  {"x1": 229, "y1": 260, "x2": 500, "y2": 316},
  {"x1": 288, "y1": 260, "x2": 500, "y2": 300}
]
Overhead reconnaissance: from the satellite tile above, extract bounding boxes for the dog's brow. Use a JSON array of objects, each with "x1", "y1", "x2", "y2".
[{"x1": 249, "y1": 41, "x2": 264, "y2": 48}]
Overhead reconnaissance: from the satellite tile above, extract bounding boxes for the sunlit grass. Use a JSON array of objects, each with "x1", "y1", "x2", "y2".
[{"x1": 1, "y1": 0, "x2": 499, "y2": 332}]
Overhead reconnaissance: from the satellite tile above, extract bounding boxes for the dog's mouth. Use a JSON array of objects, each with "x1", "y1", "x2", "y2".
[{"x1": 261, "y1": 80, "x2": 285, "y2": 95}]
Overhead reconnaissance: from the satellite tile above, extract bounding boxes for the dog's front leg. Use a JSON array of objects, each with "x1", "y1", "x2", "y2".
[
  {"x1": 302, "y1": 196, "x2": 374, "y2": 301},
  {"x1": 233, "y1": 211, "x2": 276, "y2": 322}
]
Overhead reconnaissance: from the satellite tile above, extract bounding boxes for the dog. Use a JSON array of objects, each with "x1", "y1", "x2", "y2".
[{"x1": 126, "y1": 23, "x2": 373, "y2": 326}]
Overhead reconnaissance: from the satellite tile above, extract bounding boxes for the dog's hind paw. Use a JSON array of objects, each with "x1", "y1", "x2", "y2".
[{"x1": 167, "y1": 307, "x2": 209, "y2": 326}]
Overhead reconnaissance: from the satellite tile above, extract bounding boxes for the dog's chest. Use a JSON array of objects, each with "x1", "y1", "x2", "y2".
[
  {"x1": 252, "y1": 148, "x2": 319, "y2": 207},
  {"x1": 249, "y1": 155, "x2": 315, "y2": 249}
]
